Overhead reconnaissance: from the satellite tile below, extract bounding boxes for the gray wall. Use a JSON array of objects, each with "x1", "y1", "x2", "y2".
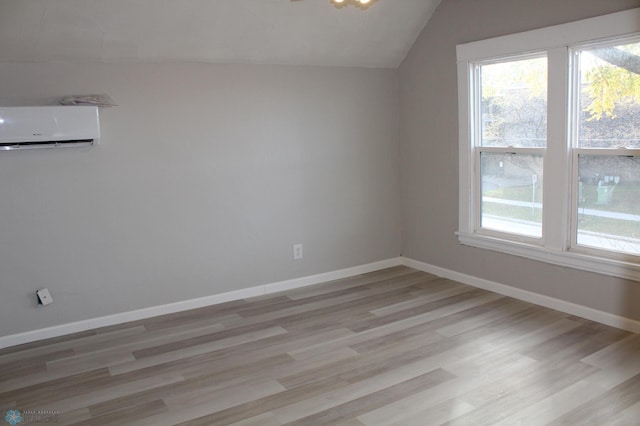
[
  {"x1": 399, "y1": 0, "x2": 640, "y2": 320},
  {"x1": 0, "y1": 62, "x2": 402, "y2": 336},
  {"x1": 3, "y1": 0, "x2": 640, "y2": 340}
]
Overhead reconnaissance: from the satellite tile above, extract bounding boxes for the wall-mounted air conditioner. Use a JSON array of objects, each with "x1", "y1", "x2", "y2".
[{"x1": 0, "y1": 106, "x2": 100, "y2": 151}]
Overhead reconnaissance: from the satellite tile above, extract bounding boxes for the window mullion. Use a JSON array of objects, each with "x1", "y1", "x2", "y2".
[{"x1": 543, "y1": 47, "x2": 571, "y2": 251}]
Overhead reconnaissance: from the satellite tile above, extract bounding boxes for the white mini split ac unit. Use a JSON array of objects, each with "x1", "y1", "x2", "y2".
[{"x1": 0, "y1": 106, "x2": 100, "y2": 150}]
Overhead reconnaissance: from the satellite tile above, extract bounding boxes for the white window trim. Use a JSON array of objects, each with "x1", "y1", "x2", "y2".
[{"x1": 456, "y1": 8, "x2": 640, "y2": 282}]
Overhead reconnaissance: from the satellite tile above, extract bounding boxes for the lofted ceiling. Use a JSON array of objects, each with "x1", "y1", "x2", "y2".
[{"x1": 0, "y1": 0, "x2": 441, "y2": 69}]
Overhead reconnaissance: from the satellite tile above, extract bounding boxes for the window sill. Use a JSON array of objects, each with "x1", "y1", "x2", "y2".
[{"x1": 456, "y1": 231, "x2": 640, "y2": 282}]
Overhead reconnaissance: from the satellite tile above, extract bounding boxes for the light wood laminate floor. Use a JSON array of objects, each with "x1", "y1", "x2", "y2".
[{"x1": 2, "y1": 266, "x2": 640, "y2": 425}]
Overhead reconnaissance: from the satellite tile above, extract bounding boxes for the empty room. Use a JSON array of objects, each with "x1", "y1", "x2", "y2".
[{"x1": 1, "y1": 0, "x2": 640, "y2": 424}]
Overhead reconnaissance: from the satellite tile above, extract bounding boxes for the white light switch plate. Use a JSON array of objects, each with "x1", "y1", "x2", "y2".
[{"x1": 36, "y1": 288, "x2": 54, "y2": 306}]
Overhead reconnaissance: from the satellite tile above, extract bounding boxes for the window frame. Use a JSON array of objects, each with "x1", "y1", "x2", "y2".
[
  {"x1": 456, "y1": 8, "x2": 640, "y2": 281},
  {"x1": 472, "y1": 52, "x2": 548, "y2": 242}
]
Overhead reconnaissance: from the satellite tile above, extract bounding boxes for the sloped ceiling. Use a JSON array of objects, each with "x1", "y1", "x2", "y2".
[{"x1": 0, "y1": 0, "x2": 441, "y2": 68}]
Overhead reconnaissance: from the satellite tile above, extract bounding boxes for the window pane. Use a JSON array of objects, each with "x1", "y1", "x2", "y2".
[
  {"x1": 578, "y1": 41, "x2": 640, "y2": 148},
  {"x1": 576, "y1": 155, "x2": 640, "y2": 255},
  {"x1": 481, "y1": 153, "x2": 543, "y2": 237},
  {"x1": 480, "y1": 57, "x2": 547, "y2": 148}
]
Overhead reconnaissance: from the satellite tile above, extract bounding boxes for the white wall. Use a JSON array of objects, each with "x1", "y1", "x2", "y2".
[
  {"x1": 399, "y1": 0, "x2": 640, "y2": 321},
  {"x1": 0, "y1": 62, "x2": 402, "y2": 337}
]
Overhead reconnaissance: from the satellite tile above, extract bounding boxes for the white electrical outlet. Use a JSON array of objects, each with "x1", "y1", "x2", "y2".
[
  {"x1": 36, "y1": 288, "x2": 54, "y2": 306},
  {"x1": 293, "y1": 243, "x2": 304, "y2": 260}
]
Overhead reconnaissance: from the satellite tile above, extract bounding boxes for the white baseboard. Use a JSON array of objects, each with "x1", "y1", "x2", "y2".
[
  {"x1": 401, "y1": 257, "x2": 640, "y2": 334},
  {"x1": 5, "y1": 255, "x2": 635, "y2": 350},
  {"x1": 0, "y1": 257, "x2": 403, "y2": 350}
]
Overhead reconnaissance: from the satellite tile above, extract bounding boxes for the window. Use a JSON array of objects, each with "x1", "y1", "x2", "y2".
[
  {"x1": 457, "y1": 8, "x2": 640, "y2": 281},
  {"x1": 478, "y1": 56, "x2": 547, "y2": 239},
  {"x1": 573, "y1": 41, "x2": 640, "y2": 258}
]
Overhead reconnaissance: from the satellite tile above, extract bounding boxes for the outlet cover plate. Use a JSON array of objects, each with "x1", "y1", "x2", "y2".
[{"x1": 36, "y1": 288, "x2": 54, "y2": 306}]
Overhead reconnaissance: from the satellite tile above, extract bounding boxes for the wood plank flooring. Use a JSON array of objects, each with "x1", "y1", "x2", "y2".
[{"x1": 2, "y1": 266, "x2": 640, "y2": 425}]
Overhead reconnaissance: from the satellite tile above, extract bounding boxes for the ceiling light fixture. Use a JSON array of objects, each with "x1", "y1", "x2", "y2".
[{"x1": 331, "y1": 0, "x2": 377, "y2": 9}]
